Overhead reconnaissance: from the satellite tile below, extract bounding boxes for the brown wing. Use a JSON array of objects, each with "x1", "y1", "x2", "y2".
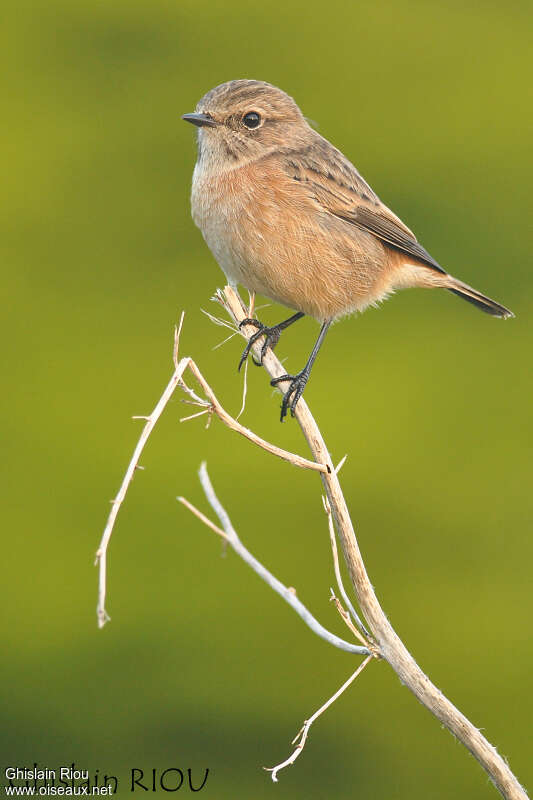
[{"x1": 282, "y1": 132, "x2": 445, "y2": 274}]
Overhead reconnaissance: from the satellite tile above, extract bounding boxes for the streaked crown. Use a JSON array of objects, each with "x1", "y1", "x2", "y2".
[{"x1": 196, "y1": 80, "x2": 303, "y2": 121}]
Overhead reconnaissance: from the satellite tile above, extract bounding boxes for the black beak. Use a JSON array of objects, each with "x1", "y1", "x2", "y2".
[{"x1": 181, "y1": 112, "x2": 217, "y2": 128}]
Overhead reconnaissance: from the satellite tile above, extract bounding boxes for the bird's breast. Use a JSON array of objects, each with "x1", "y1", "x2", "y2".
[
  {"x1": 190, "y1": 162, "x2": 257, "y2": 286},
  {"x1": 189, "y1": 160, "x2": 392, "y2": 320},
  {"x1": 190, "y1": 160, "x2": 317, "y2": 293}
]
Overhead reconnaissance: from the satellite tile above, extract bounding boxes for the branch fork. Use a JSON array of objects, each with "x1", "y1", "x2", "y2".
[{"x1": 94, "y1": 289, "x2": 528, "y2": 800}]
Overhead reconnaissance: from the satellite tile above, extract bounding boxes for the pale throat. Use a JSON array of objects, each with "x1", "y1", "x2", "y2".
[{"x1": 194, "y1": 129, "x2": 277, "y2": 177}]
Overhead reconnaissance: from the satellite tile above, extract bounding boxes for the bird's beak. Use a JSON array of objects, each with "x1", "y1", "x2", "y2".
[{"x1": 181, "y1": 112, "x2": 217, "y2": 128}]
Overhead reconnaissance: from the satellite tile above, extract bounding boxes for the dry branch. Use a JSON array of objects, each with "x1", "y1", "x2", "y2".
[
  {"x1": 178, "y1": 465, "x2": 369, "y2": 656},
  {"x1": 220, "y1": 285, "x2": 528, "y2": 800},
  {"x1": 266, "y1": 655, "x2": 373, "y2": 781},
  {"x1": 95, "y1": 293, "x2": 528, "y2": 799},
  {"x1": 95, "y1": 318, "x2": 330, "y2": 628},
  {"x1": 180, "y1": 463, "x2": 373, "y2": 776}
]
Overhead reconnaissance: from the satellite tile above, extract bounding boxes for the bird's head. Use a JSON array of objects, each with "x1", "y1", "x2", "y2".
[{"x1": 183, "y1": 80, "x2": 310, "y2": 170}]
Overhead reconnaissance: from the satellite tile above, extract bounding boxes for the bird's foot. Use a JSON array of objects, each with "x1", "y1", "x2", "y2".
[
  {"x1": 270, "y1": 370, "x2": 310, "y2": 422},
  {"x1": 238, "y1": 318, "x2": 283, "y2": 371}
]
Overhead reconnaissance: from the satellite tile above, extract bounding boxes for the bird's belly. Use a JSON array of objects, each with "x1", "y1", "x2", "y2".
[{"x1": 191, "y1": 168, "x2": 392, "y2": 320}]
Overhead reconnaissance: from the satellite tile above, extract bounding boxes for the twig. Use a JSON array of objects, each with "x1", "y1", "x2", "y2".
[
  {"x1": 95, "y1": 292, "x2": 527, "y2": 799},
  {"x1": 330, "y1": 590, "x2": 369, "y2": 647},
  {"x1": 335, "y1": 454, "x2": 347, "y2": 474},
  {"x1": 95, "y1": 317, "x2": 330, "y2": 628},
  {"x1": 94, "y1": 354, "x2": 190, "y2": 628},
  {"x1": 179, "y1": 409, "x2": 210, "y2": 423},
  {"x1": 247, "y1": 290, "x2": 256, "y2": 320},
  {"x1": 211, "y1": 331, "x2": 237, "y2": 351},
  {"x1": 322, "y1": 494, "x2": 369, "y2": 639},
  {"x1": 221, "y1": 285, "x2": 528, "y2": 800},
  {"x1": 174, "y1": 315, "x2": 206, "y2": 407},
  {"x1": 266, "y1": 655, "x2": 373, "y2": 782},
  {"x1": 177, "y1": 496, "x2": 226, "y2": 539},
  {"x1": 185, "y1": 359, "x2": 329, "y2": 473},
  {"x1": 236, "y1": 357, "x2": 248, "y2": 420},
  {"x1": 177, "y1": 464, "x2": 369, "y2": 656},
  {"x1": 201, "y1": 307, "x2": 236, "y2": 332},
  {"x1": 235, "y1": 291, "x2": 255, "y2": 420}
]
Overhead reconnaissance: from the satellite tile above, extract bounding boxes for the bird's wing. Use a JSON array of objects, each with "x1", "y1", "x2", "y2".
[{"x1": 282, "y1": 134, "x2": 445, "y2": 274}]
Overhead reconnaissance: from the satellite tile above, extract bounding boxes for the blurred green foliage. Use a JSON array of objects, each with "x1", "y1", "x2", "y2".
[{"x1": 1, "y1": 0, "x2": 531, "y2": 797}]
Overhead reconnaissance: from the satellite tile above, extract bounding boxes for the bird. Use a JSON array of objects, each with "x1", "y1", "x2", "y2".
[{"x1": 183, "y1": 80, "x2": 513, "y2": 421}]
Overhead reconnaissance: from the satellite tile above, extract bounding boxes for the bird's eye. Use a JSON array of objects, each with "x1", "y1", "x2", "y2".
[{"x1": 242, "y1": 111, "x2": 261, "y2": 129}]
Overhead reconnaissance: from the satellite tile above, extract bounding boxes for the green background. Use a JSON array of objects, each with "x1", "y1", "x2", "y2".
[{"x1": 2, "y1": 0, "x2": 531, "y2": 797}]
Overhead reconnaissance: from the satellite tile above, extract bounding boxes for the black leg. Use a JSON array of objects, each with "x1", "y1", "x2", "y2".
[
  {"x1": 238, "y1": 312, "x2": 304, "y2": 371},
  {"x1": 270, "y1": 320, "x2": 331, "y2": 422}
]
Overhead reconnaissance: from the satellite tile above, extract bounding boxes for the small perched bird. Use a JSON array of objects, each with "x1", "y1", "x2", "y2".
[{"x1": 183, "y1": 80, "x2": 513, "y2": 421}]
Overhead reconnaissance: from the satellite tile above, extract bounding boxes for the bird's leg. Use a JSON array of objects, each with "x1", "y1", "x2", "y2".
[
  {"x1": 238, "y1": 312, "x2": 305, "y2": 371},
  {"x1": 270, "y1": 321, "x2": 331, "y2": 422}
]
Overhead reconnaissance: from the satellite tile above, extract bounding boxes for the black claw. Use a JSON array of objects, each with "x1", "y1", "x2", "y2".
[
  {"x1": 236, "y1": 312, "x2": 312, "y2": 421},
  {"x1": 270, "y1": 371, "x2": 309, "y2": 422},
  {"x1": 238, "y1": 318, "x2": 283, "y2": 372},
  {"x1": 238, "y1": 318, "x2": 263, "y2": 332}
]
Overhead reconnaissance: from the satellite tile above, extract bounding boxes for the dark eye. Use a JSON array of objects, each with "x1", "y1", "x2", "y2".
[{"x1": 243, "y1": 111, "x2": 261, "y2": 129}]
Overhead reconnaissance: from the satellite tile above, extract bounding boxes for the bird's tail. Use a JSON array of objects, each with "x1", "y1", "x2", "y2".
[{"x1": 446, "y1": 277, "x2": 514, "y2": 319}]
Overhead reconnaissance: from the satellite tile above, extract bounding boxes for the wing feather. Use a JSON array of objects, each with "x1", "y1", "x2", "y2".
[{"x1": 281, "y1": 133, "x2": 445, "y2": 274}]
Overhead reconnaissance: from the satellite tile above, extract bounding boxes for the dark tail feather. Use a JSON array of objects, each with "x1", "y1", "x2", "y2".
[{"x1": 446, "y1": 279, "x2": 514, "y2": 319}]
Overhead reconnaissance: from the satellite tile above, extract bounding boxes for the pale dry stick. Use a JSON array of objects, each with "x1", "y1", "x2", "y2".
[
  {"x1": 177, "y1": 496, "x2": 227, "y2": 539},
  {"x1": 207, "y1": 290, "x2": 254, "y2": 420},
  {"x1": 247, "y1": 290, "x2": 256, "y2": 320},
  {"x1": 236, "y1": 355, "x2": 248, "y2": 421},
  {"x1": 95, "y1": 320, "x2": 329, "y2": 628},
  {"x1": 178, "y1": 479, "x2": 369, "y2": 656},
  {"x1": 335, "y1": 454, "x2": 348, "y2": 474},
  {"x1": 95, "y1": 337, "x2": 190, "y2": 627},
  {"x1": 184, "y1": 359, "x2": 328, "y2": 474},
  {"x1": 322, "y1": 494, "x2": 369, "y2": 639},
  {"x1": 211, "y1": 331, "x2": 238, "y2": 351},
  {"x1": 174, "y1": 313, "x2": 207, "y2": 409},
  {"x1": 266, "y1": 655, "x2": 373, "y2": 782},
  {"x1": 330, "y1": 590, "x2": 367, "y2": 646},
  {"x1": 220, "y1": 285, "x2": 528, "y2": 800},
  {"x1": 179, "y1": 409, "x2": 210, "y2": 424},
  {"x1": 234, "y1": 292, "x2": 254, "y2": 421}
]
